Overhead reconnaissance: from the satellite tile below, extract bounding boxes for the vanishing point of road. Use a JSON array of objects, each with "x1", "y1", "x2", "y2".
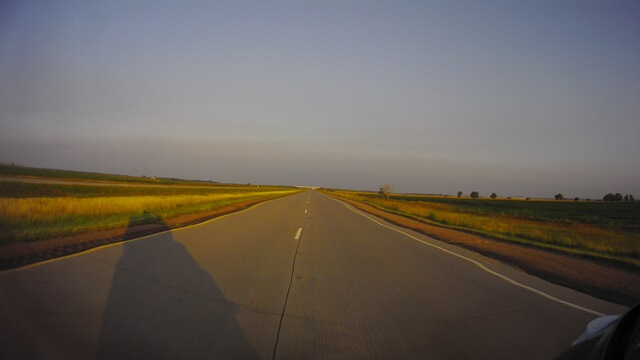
[{"x1": 0, "y1": 191, "x2": 627, "y2": 359}]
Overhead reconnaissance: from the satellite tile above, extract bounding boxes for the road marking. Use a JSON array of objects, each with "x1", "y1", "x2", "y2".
[
  {"x1": 305, "y1": 209, "x2": 307, "y2": 214},
  {"x1": 332, "y1": 198, "x2": 605, "y2": 317},
  {"x1": 295, "y1": 228, "x2": 303, "y2": 240}
]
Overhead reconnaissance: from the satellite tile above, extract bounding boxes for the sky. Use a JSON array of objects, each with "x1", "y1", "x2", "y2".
[{"x1": 1, "y1": 1, "x2": 638, "y2": 198}]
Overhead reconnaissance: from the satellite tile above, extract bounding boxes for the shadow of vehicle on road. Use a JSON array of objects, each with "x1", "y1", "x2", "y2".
[{"x1": 98, "y1": 211, "x2": 256, "y2": 359}]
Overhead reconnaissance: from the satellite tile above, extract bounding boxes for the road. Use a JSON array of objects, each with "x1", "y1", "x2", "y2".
[{"x1": 0, "y1": 191, "x2": 627, "y2": 359}]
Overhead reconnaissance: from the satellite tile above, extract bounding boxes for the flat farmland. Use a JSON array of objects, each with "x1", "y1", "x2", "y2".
[
  {"x1": 0, "y1": 172, "x2": 301, "y2": 245},
  {"x1": 327, "y1": 190, "x2": 640, "y2": 268},
  {"x1": 0, "y1": 163, "x2": 211, "y2": 185}
]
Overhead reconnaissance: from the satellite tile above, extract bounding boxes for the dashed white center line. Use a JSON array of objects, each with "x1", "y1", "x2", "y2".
[
  {"x1": 304, "y1": 209, "x2": 307, "y2": 214},
  {"x1": 294, "y1": 227, "x2": 303, "y2": 240}
]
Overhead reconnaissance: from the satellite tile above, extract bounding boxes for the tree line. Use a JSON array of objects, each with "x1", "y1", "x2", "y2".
[
  {"x1": 459, "y1": 191, "x2": 635, "y2": 201},
  {"x1": 380, "y1": 185, "x2": 635, "y2": 202},
  {"x1": 602, "y1": 193, "x2": 634, "y2": 202}
]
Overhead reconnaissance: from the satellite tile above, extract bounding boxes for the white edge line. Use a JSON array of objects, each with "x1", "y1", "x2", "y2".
[
  {"x1": 330, "y1": 197, "x2": 605, "y2": 317},
  {"x1": 295, "y1": 228, "x2": 303, "y2": 240},
  {"x1": 0, "y1": 197, "x2": 278, "y2": 275}
]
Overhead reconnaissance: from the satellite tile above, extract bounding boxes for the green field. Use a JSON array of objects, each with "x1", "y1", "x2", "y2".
[
  {"x1": 379, "y1": 194, "x2": 640, "y2": 229},
  {"x1": 0, "y1": 166, "x2": 301, "y2": 245},
  {"x1": 0, "y1": 163, "x2": 222, "y2": 185},
  {"x1": 327, "y1": 190, "x2": 640, "y2": 268}
]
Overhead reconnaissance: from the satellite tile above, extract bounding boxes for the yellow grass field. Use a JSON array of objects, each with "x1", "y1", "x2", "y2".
[
  {"x1": 329, "y1": 191, "x2": 640, "y2": 267},
  {"x1": 0, "y1": 188, "x2": 300, "y2": 244}
]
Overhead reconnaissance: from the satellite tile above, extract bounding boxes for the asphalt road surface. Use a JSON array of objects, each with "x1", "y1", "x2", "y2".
[{"x1": 0, "y1": 191, "x2": 627, "y2": 359}]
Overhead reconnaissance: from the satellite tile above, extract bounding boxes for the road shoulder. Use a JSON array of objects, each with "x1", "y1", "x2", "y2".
[{"x1": 327, "y1": 194, "x2": 640, "y2": 306}]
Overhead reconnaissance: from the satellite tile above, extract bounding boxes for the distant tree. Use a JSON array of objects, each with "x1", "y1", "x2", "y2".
[
  {"x1": 470, "y1": 191, "x2": 479, "y2": 199},
  {"x1": 630, "y1": 195, "x2": 635, "y2": 202},
  {"x1": 378, "y1": 183, "x2": 393, "y2": 200},
  {"x1": 614, "y1": 193, "x2": 623, "y2": 201},
  {"x1": 554, "y1": 193, "x2": 563, "y2": 200},
  {"x1": 624, "y1": 194, "x2": 629, "y2": 201},
  {"x1": 525, "y1": 197, "x2": 531, "y2": 201},
  {"x1": 603, "y1": 193, "x2": 615, "y2": 201},
  {"x1": 490, "y1": 192, "x2": 497, "y2": 199},
  {"x1": 457, "y1": 191, "x2": 463, "y2": 198},
  {"x1": 507, "y1": 196, "x2": 512, "y2": 200},
  {"x1": 574, "y1": 197, "x2": 579, "y2": 202}
]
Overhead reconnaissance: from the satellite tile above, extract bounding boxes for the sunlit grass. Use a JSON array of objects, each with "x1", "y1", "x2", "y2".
[
  {"x1": 329, "y1": 190, "x2": 640, "y2": 266},
  {"x1": 0, "y1": 189, "x2": 300, "y2": 244}
]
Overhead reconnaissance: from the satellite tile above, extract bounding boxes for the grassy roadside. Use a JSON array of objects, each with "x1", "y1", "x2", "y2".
[
  {"x1": 0, "y1": 181, "x2": 302, "y2": 244},
  {"x1": 0, "y1": 181, "x2": 285, "y2": 198},
  {"x1": 325, "y1": 190, "x2": 640, "y2": 269}
]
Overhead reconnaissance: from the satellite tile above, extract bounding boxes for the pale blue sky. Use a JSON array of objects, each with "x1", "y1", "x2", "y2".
[{"x1": 1, "y1": 1, "x2": 638, "y2": 198}]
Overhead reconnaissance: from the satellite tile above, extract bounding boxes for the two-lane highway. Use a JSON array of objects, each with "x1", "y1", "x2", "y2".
[{"x1": 0, "y1": 191, "x2": 626, "y2": 359}]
